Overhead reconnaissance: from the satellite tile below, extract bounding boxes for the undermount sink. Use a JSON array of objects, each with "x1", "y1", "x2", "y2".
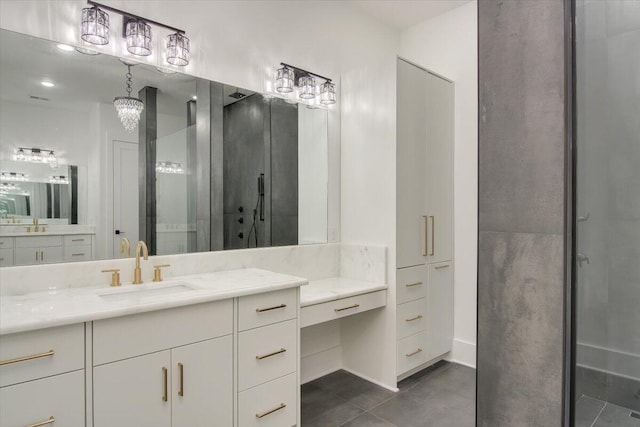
[{"x1": 98, "y1": 281, "x2": 199, "y2": 302}]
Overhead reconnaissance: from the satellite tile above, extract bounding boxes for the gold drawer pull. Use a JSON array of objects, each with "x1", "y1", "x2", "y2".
[
  {"x1": 335, "y1": 304, "x2": 360, "y2": 312},
  {"x1": 435, "y1": 264, "x2": 450, "y2": 270},
  {"x1": 405, "y1": 315, "x2": 423, "y2": 322},
  {"x1": 406, "y1": 348, "x2": 423, "y2": 357},
  {"x1": 27, "y1": 416, "x2": 55, "y2": 427},
  {"x1": 256, "y1": 403, "x2": 286, "y2": 418},
  {"x1": 422, "y1": 215, "x2": 429, "y2": 256},
  {"x1": 177, "y1": 362, "x2": 184, "y2": 396},
  {"x1": 71, "y1": 253, "x2": 85, "y2": 257},
  {"x1": 405, "y1": 281, "x2": 423, "y2": 288},
  {"x1": 162, "y1": 367, "x2": 168, "y2": 402},
  {"x1": 256, "y1": 348, "x2": 287, "y2": 360},
  {"x1": 0, "y1": 350, "x2": 54, "y2": 366},
  {"x1": 71, "y1": 238, "x2": 84, "y2": 242},
  {"x1": 256, "y1": 304, "x2": 287, "y2": 313}
]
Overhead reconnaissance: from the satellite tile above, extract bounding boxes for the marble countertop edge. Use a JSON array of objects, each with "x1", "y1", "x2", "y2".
[{"x1": 300, "y1": 277, "x2": 388, "y2": 308}]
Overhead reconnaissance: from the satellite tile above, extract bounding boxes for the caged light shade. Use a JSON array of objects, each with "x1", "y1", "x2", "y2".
[
  {"x1": 81, "y1": 6, "x2": 110, "y2": 45},
  {"x1": 275, "y1": 66, "x2": 295, "y2": 93},
  {"x1": 320, "y1": 81, "x2": 336, "y2": 105},
  {"x1": 126, "y1": 20, "x2": 152, "y2": 56},
  {"x1": 166, "y1": 33, "x2": 190, "y2": 66},
  {"x1": 298, "y1": 76, "x2": 316, "y2": 99}
]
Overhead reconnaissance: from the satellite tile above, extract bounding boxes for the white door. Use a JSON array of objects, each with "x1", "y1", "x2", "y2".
[
  {"x1": 427, "y1": 262, "x2": 454, "y2": 359},
  {"x1": 113, "y1": 141, "x2": 139, "y2": 258},
  {"x1": 171, "y1": 336, "x2": 233, "y2": 426}
]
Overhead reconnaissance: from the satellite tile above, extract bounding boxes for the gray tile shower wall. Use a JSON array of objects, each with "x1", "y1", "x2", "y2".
[{"x1": 477, "y1": 0, "x2": 568, "y2": 426}]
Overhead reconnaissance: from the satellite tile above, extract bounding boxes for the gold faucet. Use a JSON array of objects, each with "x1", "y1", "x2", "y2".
[
  {"x1": 33, "y1": 217, "x2": 39, "y2": 232},
  {"x1": 120, "y1": 237, "x2": 131, "y2": 258},
  {"x1": 133, "y1": 241, "x2": 148, "y2": 284}
]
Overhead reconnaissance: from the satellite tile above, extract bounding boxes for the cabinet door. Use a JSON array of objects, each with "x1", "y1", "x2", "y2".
[
  {"x1": 427, "y1": 263, "x2": 454, "y2": 359},
  {"x1": 172, "y1": 336, "x2": 233, "y2": 427},
  {"x1": 40, "y1": 246, "x2": 64, "y2": 264},
  {"x1": 94, "y1": 350, "x2": 171, "y2": 427},
  {"x1": 14, "y1": 247, "x2": 39, "y2": 266},
  {"x1": 425, "y1": 73, "x2": 454, "y2": 264},
  {"x1": 397, "y1": 58, "x2": 428, "y2": 269},
  {"x1": 0, "y1": 247, "x2": 14, "y2": 267}
]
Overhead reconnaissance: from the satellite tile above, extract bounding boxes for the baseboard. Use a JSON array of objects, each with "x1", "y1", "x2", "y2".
[
  {"x1": 448, "y1": 339, "x2": 476, "y2": 368},
  {"x1": 342, "y1": 367, "x2": 399, "y2": 392},
  {"x1": 301, "y1": 346, "x2": 341, "y2": 384}
]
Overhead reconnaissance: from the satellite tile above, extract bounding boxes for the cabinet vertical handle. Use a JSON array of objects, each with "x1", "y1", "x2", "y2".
[
  {"x1": 430, "y1": 216, "x2": 435, "y2": 256},
  {"x1": 27, "y1": 416, "x2": 55, "y2": 427},
  {"x1": 177, "y1": 362, "x2": 184, "y2": 396},
  {"x1": 35, "y1": 251, "x2": 39, "y2": 261},
  {"x1": 422, "y1": 215, "x2": 428, "y2": 256},
  {"x1": 162, "y1": 367, "x2": 168, "y2": 402}
]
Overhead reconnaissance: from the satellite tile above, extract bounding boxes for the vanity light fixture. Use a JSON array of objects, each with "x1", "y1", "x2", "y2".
[
  {"x1": 125, "y1": 19, "x2": 152, "y2": 56},
  {"x1": 274, "y1": 63, "x2": 336, "y2": 105},
  {"x1": 113, "y1": 64, "x2": 144, "y2": 133},
  {"x1": 275, "y1": 66, "x2": 295, "y2": 93},
  {"x1": 0, "y1": 172, "x2": 28, "y2": 182},
  {"x1": 50, "y1": 175, "x2": 70, "y2": 184},
  {"x1": 13, "y1": 148, "x2": 58, "y2": 167},
  {"x1": 81, "y1": 4, "x2": 110, "y2": 45},
  {"x1": 166, "y1": 32, "x2": 190, "y2": 66},
  {"x1": 155, "y1": 161, "x2": 184, "y2": 175}
]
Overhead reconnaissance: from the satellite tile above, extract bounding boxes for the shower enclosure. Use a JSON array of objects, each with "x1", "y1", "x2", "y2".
[{"x1": 572, "y1": 0, "x2": 640, "y2": 424}]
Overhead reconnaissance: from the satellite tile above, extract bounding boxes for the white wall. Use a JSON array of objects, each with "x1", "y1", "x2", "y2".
[{"x1": 400, "y1": 1, "x2": 478, "y2": 367}]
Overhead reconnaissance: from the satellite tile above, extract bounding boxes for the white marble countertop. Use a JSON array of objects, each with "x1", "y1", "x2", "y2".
[
  {"x1": 0, "y1": 268, "x2": 307, "y2": 335},
  {"x1": 1, "y1": 225, "x2": 95, "y2": 237},
  {"x1": 300, "y1": 277, "x2": 387, "y2": 308}
]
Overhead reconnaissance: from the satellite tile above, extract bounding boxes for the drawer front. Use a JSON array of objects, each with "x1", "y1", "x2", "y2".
[
  {"x1": 15, "y1": 236, "x2": 62, "y2": 248},
  {"x1": 63, "y1": 234, "x2": 92, "y2": 246},
  {"x1": 238, "y1": 319, "x2": 297, "y2": 391},
  {"x1": 0, "y1": 237, "x2": 14, "y2": 249},
  {"x1": 397, "y1": 265, "x2": 427, "y2": 304},
  {"x1": 300, "y1": 290, "x2": 387, "y2": 328},
  {"x1": 93, "y1": 299, "x2": 233, "y2": 365},
  {"x1": 238, "y1": 288, "x2": 297, "y2": 331},
  {"x1": 0, "y1": 324, "x2": 85, "y2": 387},
  {"x1": 397, "y1": 298, "x2": 427, "y2": 340},
  {"x1": 397, "y1": 331, "x2": 428, "y2": 375},
  {"x1": 238, "y1": 372, "x2": 297, "y2": 427},
  {"x1": 64, "y1": 244, "x2": 92, "y2": 262},
  {"x1": 0, "y1": 370, "x2": 85, "y2": 427},
  {"x1": 0, "y1": 248, "x2": 14, "y2": 267}
]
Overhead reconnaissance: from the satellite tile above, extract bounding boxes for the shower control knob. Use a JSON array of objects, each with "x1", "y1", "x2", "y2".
[
  {"x1": 577, "y1": 252, "x2": 590, "y2": 267},
  {"x1": 238, "y1": 206, "x2": 244, "y2": 213},
  {"x1": 238, "y1": 232, "x2": 244, "y2": 239},
  {"x1": 238, "y1": 217, "x2": 244, "y2": 224}
]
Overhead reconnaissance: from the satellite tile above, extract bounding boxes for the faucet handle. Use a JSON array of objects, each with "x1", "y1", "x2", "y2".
[
  {"x1": 101, "y1": 269, "x2": 121, "y2": 287},
  {"x1": 153, "y1": 264, "x2": 171, "y2": 282}
]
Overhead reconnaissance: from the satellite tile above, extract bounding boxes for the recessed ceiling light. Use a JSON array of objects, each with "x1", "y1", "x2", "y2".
[
  {"x1": 192, "y1": 95, "x2": 197, "y2": 100},
  {"x1": 56, "y1": 44, "x2": 74, "y2": 52},
  {"x1": 75, "y1": 47, "x2": 100, "y2": 56},
  {"x1": 156, "y1": 67, "x2": 177, "y2": 75},
  {"x1": 40, "y1": 81, "x2": 55, "y2": 88}
]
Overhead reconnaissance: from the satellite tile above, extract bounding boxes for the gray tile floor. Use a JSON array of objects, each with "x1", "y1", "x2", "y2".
[
  {"x1": 301, "y1": 361, "x2": 475, "y2": 426},
  {"x1": 576, "y1": 395, "x2": 640, "y2": 427}
]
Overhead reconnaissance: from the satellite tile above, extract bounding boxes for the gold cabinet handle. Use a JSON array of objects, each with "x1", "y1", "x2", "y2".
[
  {"x1": 435, "y1": 264, "x2": 450, "y2": 270},
  {"x1": 71, "y1": 238, "x2": 84, "y2": 242},
  {"x1": 162, "y1": 367, "x2": 168, "y2": 402},
  {"x1": 0, "y1": 350, "x2": 54, "y2": 366},
  {"x1": 256, "y1": 348, "x2": 286, "y2": 360},
  {"x1": 430, "y1": 216, "x2": 435, "y2": 256},
  {"x1": 177, "y1": 362, "x2": 184, "y2": 396},
  {"x1": 27, "y1": 416, "x2": 55, "y2": 427},
  {"x1": 405, "y1": 315, "x2": 423, "y2": 322},
  {"x1": 405, "y1": 281, "x2": 423, "y2": 288},
  {"x1": 406, "y1": 348, "x2": 423, "y2": 357},
  {"x1": 71, "y1": 253, "x2": 85, "y2": 257},
  {"x1": 256, "y1": 403, "x2": 286, "y2": 418},
  {"x1": 334, "y1": 304, "x2": 360, "y2": 312},
  {"x1": 256, "y1": 304, "x2": 286, "y2": 313},
  {"x1": 422, "y1": 215, "x2": 428, "y2": 256},
  {"x1": 41, "y1": 251, "x2": 44, "y2": 261}
]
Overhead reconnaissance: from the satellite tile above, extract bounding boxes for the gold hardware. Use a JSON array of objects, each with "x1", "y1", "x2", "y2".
[
  {"x1": 256, "y1": 348, "x2": 287, "y2": 360},
  {"x1": 435, "y1": 264, "x2": 450, "y2": 270},
  {"x1": 405, "y1": 315, "x2": 423, "y2": 322},
  {"x1": 422, "y1": 215, "x2": 428, "y2": 256},
  {"x1": 35, "y1": 251, "x2": 38, "y2": 262},
  {"x1": 406, "y1": 348, "x2": 422, "y2": 357},
  {"x1": 153, "y1": 264, "x2": 171, "y2": 282},
  {"x1": 430, "y1": 216, "x2": 435, "y2": 256},
  {"x1": 334, "y1": 304, "x2": 360, "y2": 312},
  {"x1": 71, "y1": 238, "x2": 84, "y2": 242},
  {"x1": 256, "y1": 304, "x2": 287, "y2": 313},
  {"x1": 133, "y1": 241, "x2": 148, "y2": 284},
  {"x1": 405, "y1": 281, "x2": 423, "y2": 288},
  {"x1": 72, "y1": 253, "x2": 85, "y2": 257},
  {"x1": 0, "y1": 349, "x2": 54, "y2": 366},
  {"x1": 120, "y1": 237, "x2": 131, "y2": 258},
  {"x1": 41, "y1": 226, "x2": 46, "y2": 232},
  {"x1": 162, "y1": 367, "x2": 168, "y2": 402},
  {"x1": 40, "y1": 250, "x2": 44, "y2": 261},
  {"x1": 27, "y1": 416, "x2": 55, "y2": 427},
  {"x1": 33, "y1": 217, "x2": 39, "y2": 232},
  {"x1": 25, "y1": 226, "x2": 31, "y2": 233},
  {"x1": 178, "y1": 362, "x2": 184, "y2": 396},
  {"x1": 256, "y1": 403, "x2": 286, "y2": 418},
  {"x1": 101, "y1": 269, "x2": 121, "y2": 287}
]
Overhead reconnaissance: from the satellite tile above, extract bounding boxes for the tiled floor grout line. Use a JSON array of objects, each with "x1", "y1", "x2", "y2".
[{"x1": 590, "y1": 402, "x2": 607, "y2": 427}]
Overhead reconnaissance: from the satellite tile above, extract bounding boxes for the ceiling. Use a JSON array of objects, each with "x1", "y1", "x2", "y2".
[{"x1": 348, "y1": 0, "x2": 472, "y2": 30}]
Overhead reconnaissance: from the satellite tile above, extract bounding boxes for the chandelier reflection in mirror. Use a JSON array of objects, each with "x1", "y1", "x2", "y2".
[
  {"x1": 50, "y1": 176, "x2": 70, "y2": 185},
  {"x1": 274, "y1": 63, "x2": 336, "y2": 106},
  {"x1": 113, "y1": 64, "x2": 144, "y2": 133},
  {"x1": 13, "y1": 148, "x2": 58, "y2": 168}
]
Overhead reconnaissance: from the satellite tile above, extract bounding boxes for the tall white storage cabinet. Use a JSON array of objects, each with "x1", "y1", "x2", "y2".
[{"x1": 396, "y1": 58, "x2": 454, "y2": 377}]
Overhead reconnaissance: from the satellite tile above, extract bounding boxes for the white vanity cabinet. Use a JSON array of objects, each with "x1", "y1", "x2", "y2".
[
  {"x1": 4, "y1": 234, "x2": 95, "y2": 266},
  {"x1": 14, "y1": 236, "x2": 64, "y2": 265}
]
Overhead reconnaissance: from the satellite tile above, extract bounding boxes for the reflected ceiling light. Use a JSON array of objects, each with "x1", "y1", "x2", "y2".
[
  {"x1": 113, "y1": 64, "x2": 144, "y2": 133},
  {"x1": 0, "y1": 172, "x2": 28, "y2": 182},
  {"x1": 125, "y1": 19, "x2": 152, "y2": 56},
  {"x1": 40, "y1": 81, "x2": 55, "y2": 88},
  {"x1": 81, "y1": 5, "x2": 110, "y2": 45},
  {"x1": 192, "y1": 95, "x2": 197, "y2": 100},
  {"x1": 320, "y1": 81, "x2": 336, "y2": 105},
  {"x1": 13, "y1": 148, "x2": 58, "y2": 167},
  {"x1": 273, "y1": 62, "x2": 336, "y2": 105},
  {"x1": 76, "y1": 47, "x2": 101, "y2": 55},
  {"x1": 57, "y1": 44, "x2": 74, "y2": 52},
  {"x1": 275, "y1": 66, "x2": 294, "y2": 93},
  {"x1": 166, "y1": 32, "x2": 190, "y2": 66}
]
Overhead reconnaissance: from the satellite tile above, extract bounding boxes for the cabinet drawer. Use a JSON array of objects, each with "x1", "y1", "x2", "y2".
[
  {"x1": 0, "y1": 370, "x2": 85, "y2": 427},
  {"x1": 0, "y1": 248, "x2": 13, "y2": 267},
  {"x1": 15, "y1": 236, "x2": 62, "y2": 248},
  {"x1": 397, "y1": 298, "x2": 427, "y2": 340},
  {"x1": 238, "y1": 288, "x2": 297, "y2": 331},
  {"x1": 397, "y1": 331, "x2": 428, "y2": 375},
  {"x1": 238, "y1": 319, "x2": 297, "y2": 391},
  {"x1": 238, "y1": 372, "x2": 297, "y2": 427},
  {"x1": 0, "y1": 324, "x2": 85, "y2": 387},
  {"x1": 300, "y1": 290, "x2": 387, "y2": 328},
  {"x1": 63, "y1": 234, "x2": 92, "y2": 246},
  {"x1": 64, "y1": 244, "x2": 92, "y2": 262},
  {"x1": 397, "y1": 265, "x2": 427, "y2": 304},
  {"x1": 93, "y1": 300, "x2": 233, "y2": 365},
  {"x1": 0, "y1": 237, "x2": 14, "y2": 249}
]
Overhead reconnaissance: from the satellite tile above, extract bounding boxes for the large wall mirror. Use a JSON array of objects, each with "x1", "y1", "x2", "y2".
[{"x1": 0, "y1": 29, "x2": 328, "y2": 266}]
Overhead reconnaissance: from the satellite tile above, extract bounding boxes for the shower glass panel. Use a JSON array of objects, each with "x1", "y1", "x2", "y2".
[{"x1": 573, "y1": 0, "x2": 640, "y2": 424}]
